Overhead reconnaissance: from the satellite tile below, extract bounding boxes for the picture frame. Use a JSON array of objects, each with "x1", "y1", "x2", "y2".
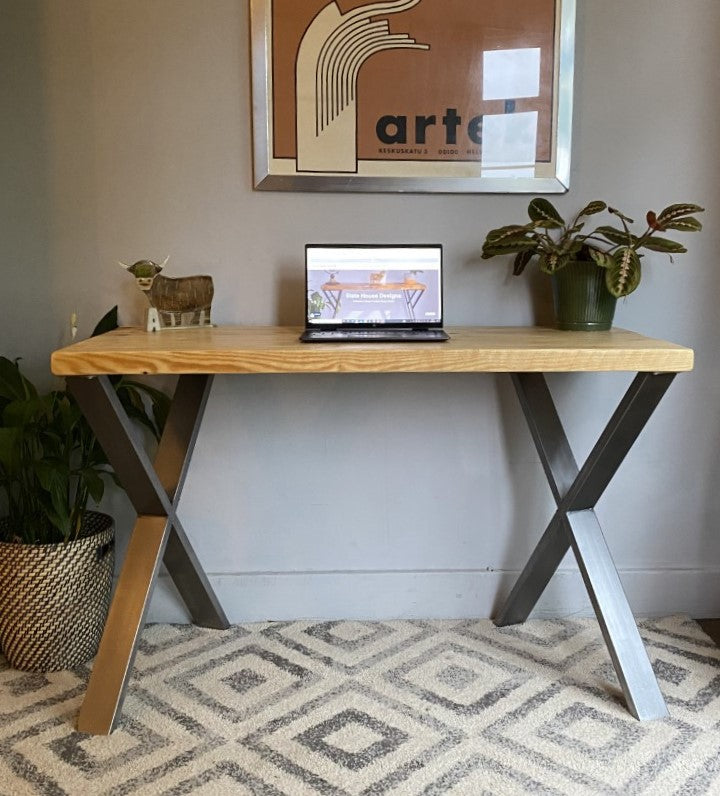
[{"x1": 250, "y1": 0, "x2": 576, "y2": 194}]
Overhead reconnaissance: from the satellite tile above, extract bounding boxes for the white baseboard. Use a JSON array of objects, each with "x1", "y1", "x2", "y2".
[{"x1": 145, "y1": 568, "x2": 720, "y2": 624}]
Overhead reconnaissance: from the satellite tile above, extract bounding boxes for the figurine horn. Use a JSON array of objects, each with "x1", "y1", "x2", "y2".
[
  {"x1": 118, "y1": 260, "x2": 132, "y2": 269},
  {"x1": 160, "y1": 255, "x2": 170, "y2": 268}
]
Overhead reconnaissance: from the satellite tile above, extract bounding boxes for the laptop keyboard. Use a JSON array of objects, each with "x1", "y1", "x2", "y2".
[{"x1": 302, "y1": 329, "x2": 449, "y2": 342}]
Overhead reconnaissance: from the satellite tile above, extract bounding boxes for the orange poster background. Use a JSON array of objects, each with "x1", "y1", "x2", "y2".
[{"x1": 271, "y1": 0, "x2": 556, "y2": 163}]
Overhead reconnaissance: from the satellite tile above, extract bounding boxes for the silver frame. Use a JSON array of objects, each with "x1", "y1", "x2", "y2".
[{"x1": 250, "y1": 0, "x2": 576, "y2": 194}]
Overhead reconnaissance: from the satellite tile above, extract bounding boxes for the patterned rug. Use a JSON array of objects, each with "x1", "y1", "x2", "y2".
[{"x1": 1, "y1": 615, "x2": 720, "y2": 795}]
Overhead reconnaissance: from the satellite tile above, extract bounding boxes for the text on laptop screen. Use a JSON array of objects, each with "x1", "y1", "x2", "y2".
[{"x1": 306, "y1": 246, "x2": 442, "y2": 325}]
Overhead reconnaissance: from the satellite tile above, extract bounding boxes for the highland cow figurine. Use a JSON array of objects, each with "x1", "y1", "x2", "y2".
[{"x1": 120, "y1": 257, "x2": 214, "y2": 332}]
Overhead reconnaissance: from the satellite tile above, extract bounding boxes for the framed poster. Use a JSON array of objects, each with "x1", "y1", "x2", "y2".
[{"x1": 251, "y1": 0, "x2": 576, "y2": 193}]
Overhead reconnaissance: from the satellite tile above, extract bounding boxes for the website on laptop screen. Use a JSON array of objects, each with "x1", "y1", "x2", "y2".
[{"x1": 306, "y1": 245, "x2": 442, "y2": 325}]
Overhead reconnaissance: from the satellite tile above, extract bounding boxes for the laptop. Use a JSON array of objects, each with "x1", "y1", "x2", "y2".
[{"x1": 300, "y1": 244, "x2": 449, "y2": 342}]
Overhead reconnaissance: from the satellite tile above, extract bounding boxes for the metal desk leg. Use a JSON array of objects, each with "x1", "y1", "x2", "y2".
[
  {"x1": 67, "y1": 374, "x2": 229, "y2": 734},
  {"x1": 495, "y1": 371, "x2": 676, "y2": 721}
]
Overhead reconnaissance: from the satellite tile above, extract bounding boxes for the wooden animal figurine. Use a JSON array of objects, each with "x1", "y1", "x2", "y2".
[{"x1": 119, "y1": 257, "x2": 214, "y2": 331}]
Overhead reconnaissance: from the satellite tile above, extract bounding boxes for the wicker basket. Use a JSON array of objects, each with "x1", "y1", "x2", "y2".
[{"x1": 0, "y1": 511, "x2": 114, "y2": 672}]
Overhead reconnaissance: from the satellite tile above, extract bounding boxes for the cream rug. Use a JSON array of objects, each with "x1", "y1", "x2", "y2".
[{"x1": 1, "y1": 615, "x2": 720, "y2": 795}]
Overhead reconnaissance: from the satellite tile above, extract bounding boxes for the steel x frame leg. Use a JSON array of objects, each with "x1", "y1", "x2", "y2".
[
  {"x1": 495, "y1": 371, "x2": 677, "y2": 721},
  {"x1": 67, "y1": 374, "x2": 229, "y2": 734}
]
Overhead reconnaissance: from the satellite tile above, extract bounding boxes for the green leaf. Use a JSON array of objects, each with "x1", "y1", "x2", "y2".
[
  {"x1": 577, "y1": 200, "x2": 607, "y2": 217},
  {"x1": 588, "y1": 249, "x2": 614, "y2": 268},
  {"x1": 482, "y1": 239, "x2": 539, "y2": 259},
  {"x1": 608, "y1": 207, "x2": 635, "y2": 224},
  {"x1": 594, "y1": 225, "x2": 634, "y2": 246},
  {"x1": 80, "y1": 468, "x2": 105, "y2": 503},
  {"x1": 92, "y1": 306, "x2": 119, "y2": 337},
  {"x1": 513, "y1": 249, "x2": 534, "y2": 276},
  {"x1": 656, "y1": 203, "x2": 704, "y2": 226},
  {"x1": 640, "y1": 236, "x2": 687, "y2": 253},
  {"x1": 528, "y1": 198, "x2": 565, "y2": 226},
  {"x1": 662, "y1": 217, "x2": 703, "y2": 233},
  {"x1": 0, "y1": 427, "x2": 21, "y2": 470},
  {"x1": 484, "y1": 224, "x2": 531, "y2": 243},
  {"x1": 538, "y1": 252, "x2": 569, "y2": 274},
  {"x1": 606, "y1": 248, "x2": 642, "y2": 298},
  {"x1": 0, "y1": 357, "x2": 36, "y2": 402}
]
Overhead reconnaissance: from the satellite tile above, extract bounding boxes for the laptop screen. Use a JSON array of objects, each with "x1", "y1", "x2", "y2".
[{"x1": 305, "y1": 244, "x2": 443, "y2": 327}]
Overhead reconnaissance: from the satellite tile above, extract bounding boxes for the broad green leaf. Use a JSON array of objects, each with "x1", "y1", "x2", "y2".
[
  {"x1": 640, "y1": 236, "x2": 687, "y2": 253},
  {"x1": 80, "y1": 468, "x2": 105, "y2": 503},
  {"x1": 92, "y1": 306, "x2": 119, "y2": 337},
  {"x1": 538, "y1": 252, "x2": 569, "y2": 274},
  {"x1": 35, "y1": 458, "x2": 69, "y2": 492},
  {"x1": 656, "y1": 203, "x2": 704, "y2": 225},
  {"x1": 485, "y1": 224, "x2": 530, "y2": 243},
  {"x1": 528, "y1": 198, "x2": 565, "y2": 226},
  {"x1": 0, "y1": 427, "x2": 21, "y2": 470},
  {"x1": 482, "y1": 239, "x2": 538, "y2": 259},
  {"x1": 588, "y1": 249, "x2": 614, "y2": 268},
  {"x1": 513, "y1": 249, "x2": 534, "y2": 276},
  {"x1": 606, "y1": 248, "x2": 641, "y2": 297},
  {"x1": 577, "y1": 200, "x2": 607, "y2": 217},
  {"x1": 662, "y1": 217, "x2": 703, "y2": 233},
  {"x1": 0, "y1": 357, "x2": 36, "y2": 401},
  {"x1": 594, "y1": 225, "x2": 634, "y2": 246}
]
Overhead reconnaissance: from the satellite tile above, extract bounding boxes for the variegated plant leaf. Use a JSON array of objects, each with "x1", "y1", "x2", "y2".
[
  {"x1": 588, "y1": 248, "x2": 614, "y2": 268},
  {"x1": 528, "y1": 198, "x2": 565, "y2": 226},
  {"x1": 481, "y1": 239, "x2": 538, "y2": 259},
  {"x1": 608, "y1": 207, "x2": 635, "y2": 224},
  {"x1": 577, "y1": 200, "x2": 607, "y2": 217},
  {"x1": 485, "y1": 224, "x2": 531, "y2": 243},
  {"x1": 641, "y1": 236, "x2": 687, "y2": 253},
  {"x1": 513, "y1": 248, "x2": 534, "y2": 276},
  {"x1": 656, "y1": 203, "x2": 704, "y2": 226},
  {"x1": 538, "y1": 251, "x2": 568, "y2": 274},
  {"x1": 606, "y1": 248, "x2": 641, "y2": 297},
  {"x1": 662, "y1": 217, "x2": 703, "y2": 233},
  {"x1": 594, "y1": 225, "x2": 635, "y2": 246}
]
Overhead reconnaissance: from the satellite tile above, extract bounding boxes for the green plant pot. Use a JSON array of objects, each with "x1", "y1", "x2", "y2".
[
  {"x1": 551, "y1": 259, "x2": 617, "y2": 331},
  {"x1": 0, "y1": 512, "x2": 114, "y2": 671}
]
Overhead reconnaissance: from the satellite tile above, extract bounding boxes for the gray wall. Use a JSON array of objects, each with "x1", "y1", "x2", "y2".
[{"x1": 3, "y1": 0, "x2": 720, "y2": 622}]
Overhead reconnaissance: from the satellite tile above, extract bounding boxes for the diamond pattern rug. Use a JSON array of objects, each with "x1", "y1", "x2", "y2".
[{"x1": 2, "y1": 615, "x2": 720, "y2": 795}]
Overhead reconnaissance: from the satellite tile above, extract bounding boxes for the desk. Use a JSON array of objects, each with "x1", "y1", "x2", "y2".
[{"x1": 51, "y1": 326, "x2": 693, "y2": 734}]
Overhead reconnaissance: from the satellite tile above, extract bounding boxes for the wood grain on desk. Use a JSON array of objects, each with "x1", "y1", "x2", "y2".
[{"x1": 50, "y1": 326, "x2": 694, "y2": 376}]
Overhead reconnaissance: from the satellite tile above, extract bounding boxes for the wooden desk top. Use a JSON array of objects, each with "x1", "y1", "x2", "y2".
[{"x1": 50, "y1": 326, "x2": 694, "y2": 376}]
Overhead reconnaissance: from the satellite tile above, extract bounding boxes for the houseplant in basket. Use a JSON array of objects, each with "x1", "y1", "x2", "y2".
[
  {"x1": 0, "y1": 307, "x2": 169, "y2": 671},
  {"x1": 480, "y1": 198, "x2": 704, "y2": 330}
]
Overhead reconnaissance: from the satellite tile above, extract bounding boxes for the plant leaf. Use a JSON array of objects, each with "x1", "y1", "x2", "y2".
[
  {"x1": 513, "y1": 249, "x2": 534, "y2": 276},
  {"x1": 538, "y1": 252, "x2": 569, "y2": 274},
  {"x1": 80, "y1": 468, "x2": 105, "y2": 503},
  {"x1": 92, "y1": 306, "x2": 119, "y2": 337},
  {"x1": 588, "y1": 249, "x2": 614, "y2": 268},
  {"x1": 662, "y1": 217, "x2": 703, "y2": 233},
  {"x1": 482, "y1": 239, "x2": 538, "y2": 259},
  {"x1": 640, "y1": 236, "x2": 687, "y2": 253},
  {"x1": 484, "y1": 224, "x2": 531, "y2": 243},
  {"x1": 606, "y1": 248, "x2": 641, "y2": 297},
  {"x1": 594, "y1": 225, "x2": 634, "y2": 246},
  {"x1": 528, "y1": 198, "x2": 565, "y2": 226},
  {"x1": 608, "y1": 207, "x2": 635, "y2": 224},
  {"x1": 656, "y1": 203, "x2": 704, "y2": 226},
  {"x1": 577, "y1": 200, "x2": 607, "y2": 217},
  {"x1": 0, "y1": 357, "x2": 37, "y2": 401}
]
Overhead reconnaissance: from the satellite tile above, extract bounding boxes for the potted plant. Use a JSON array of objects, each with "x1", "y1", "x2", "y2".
[
  {"x1": 480, "y1": 198, "x2": 704, "y2": 330},
  {"x1": 0, "y1": 307, "x2": 168, "y2": 671}
]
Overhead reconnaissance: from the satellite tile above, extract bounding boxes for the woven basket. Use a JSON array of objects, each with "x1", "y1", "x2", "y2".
[{"x1": 0, "y1": 511, "x2": 114, "y2": 672}]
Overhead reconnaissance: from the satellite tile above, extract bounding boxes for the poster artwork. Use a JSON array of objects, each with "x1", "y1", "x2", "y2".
[{"x1": 253, "y1": 0, "x2": 569, "y2": 191}]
